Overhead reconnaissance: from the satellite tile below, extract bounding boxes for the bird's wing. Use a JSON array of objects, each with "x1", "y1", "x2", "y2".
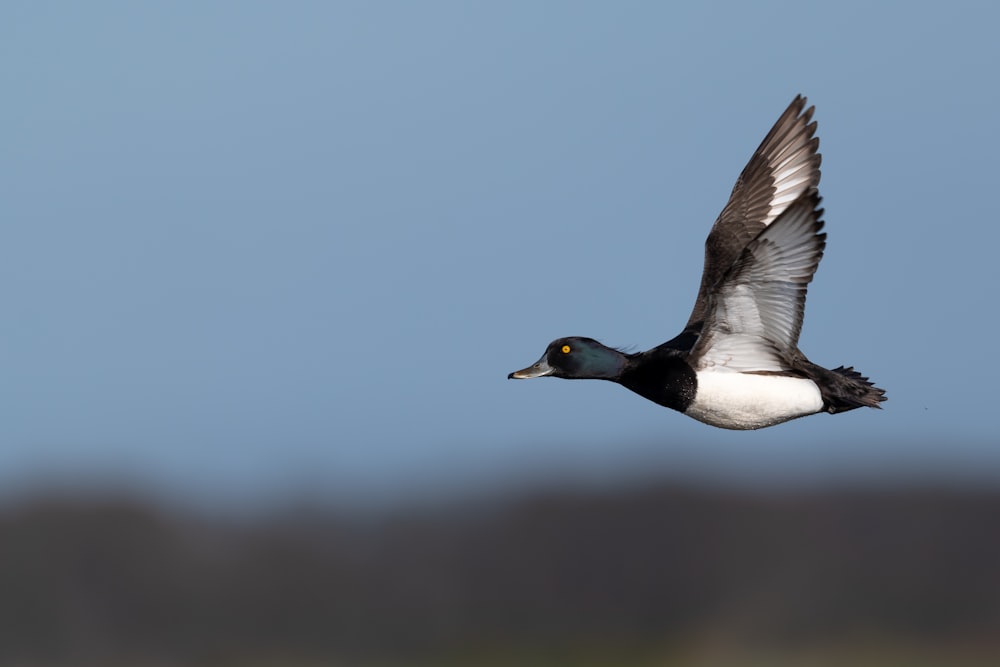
[
  {"x1": 691, "y1": 189, "x2": 826, "y2": 372},
  {"x1": 684, "y1": 95, "x2": 821, "y2": 333}
]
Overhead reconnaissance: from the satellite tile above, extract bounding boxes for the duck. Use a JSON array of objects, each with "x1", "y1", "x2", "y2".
[{"x1": 508, "y1": 95, "x2": 886, "y2": 430}]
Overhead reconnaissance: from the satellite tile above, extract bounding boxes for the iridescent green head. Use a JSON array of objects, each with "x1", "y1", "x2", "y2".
[{"x1": 508, "y1": 337, "x2": 627, "y2": 381}]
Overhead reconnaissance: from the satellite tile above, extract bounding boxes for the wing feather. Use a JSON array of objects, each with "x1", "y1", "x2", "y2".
[
  {"x1": 685, "y1": 96, "x2": 822, "y2": 333},
  {"x1": 692, "y1": 189, "x2": 826, "y2": 372}
]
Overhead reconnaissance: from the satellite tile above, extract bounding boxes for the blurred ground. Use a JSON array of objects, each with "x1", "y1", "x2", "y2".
[{"x1": 0, "y1": 482, "x2": 997, "y2": 666}]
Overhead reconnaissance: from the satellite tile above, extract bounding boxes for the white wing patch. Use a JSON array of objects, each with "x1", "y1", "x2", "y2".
[
  {"x1": 694, "y1": 191, "x2": 826, "y2": 373},
  {"x1": 762, "y1": 131, "x2": 820, "y2": 227}
]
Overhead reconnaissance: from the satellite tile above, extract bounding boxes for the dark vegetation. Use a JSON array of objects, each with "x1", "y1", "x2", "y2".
[{"x1": 1, "y1": 483, "x2": 998, "y2": 666}]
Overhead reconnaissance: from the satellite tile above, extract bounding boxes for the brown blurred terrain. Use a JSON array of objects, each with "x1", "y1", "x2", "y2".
[{"x1": 1, "y1": 483, "x2": 998, "y2": 667}]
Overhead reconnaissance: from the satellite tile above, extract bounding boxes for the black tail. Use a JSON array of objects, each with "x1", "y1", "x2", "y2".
[{"x1": 802, "y1": 362, "x2": 887, "y2": 414}]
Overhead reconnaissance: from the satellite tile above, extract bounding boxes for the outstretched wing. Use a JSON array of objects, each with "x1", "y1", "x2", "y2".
[
  {"x1": 691, "y1": 189, "x2": 826, "y2": 372},
  {"x1": 684, "y1": 96, "x2": 821, "y2": 334}
]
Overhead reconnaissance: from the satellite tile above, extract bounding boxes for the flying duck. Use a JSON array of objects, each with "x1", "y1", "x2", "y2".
[{"x1": 509, "y1": 96, "x2": 886, "y2": 430}]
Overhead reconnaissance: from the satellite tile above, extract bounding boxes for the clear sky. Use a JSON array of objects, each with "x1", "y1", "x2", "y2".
[{"x1": 2, "y1": 2, "x2": 998, "y2": 510}]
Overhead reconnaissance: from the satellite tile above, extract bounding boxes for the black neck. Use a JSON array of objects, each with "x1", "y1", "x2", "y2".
[{"x1": 618, "y1": 349, "x2": 697, "y2": 413}]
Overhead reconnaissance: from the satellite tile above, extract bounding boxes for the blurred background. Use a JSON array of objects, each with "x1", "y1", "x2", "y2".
[{"x1": 2, "y1": 2, "x2": 999, "y2": 665}]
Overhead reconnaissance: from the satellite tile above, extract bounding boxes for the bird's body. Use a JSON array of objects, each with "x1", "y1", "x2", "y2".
[
  {"x1": 683, "y1": 371, "x2": 822, "y2": 430},
  {"x1": 509, "y1": 96, "x2": 886, "y2": 430}
]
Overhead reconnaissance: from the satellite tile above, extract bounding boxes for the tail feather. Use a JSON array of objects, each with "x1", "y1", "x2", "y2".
[
  {"x1": 798, "y1": 360, "x2": 886, "y2": 414},
  {"x1": 822, "y1": 365, "x2": 887, "y2": 413}
]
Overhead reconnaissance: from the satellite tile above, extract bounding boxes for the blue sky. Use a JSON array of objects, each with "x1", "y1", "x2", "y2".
[{"x1": 2, "y1": 3, "x2": 998, "y2": 509}]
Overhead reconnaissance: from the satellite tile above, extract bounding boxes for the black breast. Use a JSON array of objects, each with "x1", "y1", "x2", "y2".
[{"x1": 618, "y1": 349, "x2": 697, "y2": 413}]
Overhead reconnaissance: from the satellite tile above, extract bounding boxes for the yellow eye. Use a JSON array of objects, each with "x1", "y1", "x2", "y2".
[{"x1": 561, "y1": 345, "x2": 571, "y2": 354}]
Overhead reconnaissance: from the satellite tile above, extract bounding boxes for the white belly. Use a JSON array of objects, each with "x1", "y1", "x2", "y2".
[{"x1": 685, "y1": 370, "x2": 824, "y2": 430}]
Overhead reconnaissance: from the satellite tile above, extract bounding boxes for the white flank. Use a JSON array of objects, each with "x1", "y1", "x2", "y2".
[{"x1": 685, "y1": 370, "x2": 823, "y2": 430}]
